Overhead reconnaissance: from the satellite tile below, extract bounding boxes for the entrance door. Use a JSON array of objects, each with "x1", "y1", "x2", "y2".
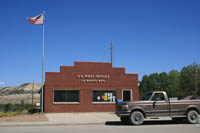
[{"x1": 122, "y1": 90, "x2": 132, "y2": 102}]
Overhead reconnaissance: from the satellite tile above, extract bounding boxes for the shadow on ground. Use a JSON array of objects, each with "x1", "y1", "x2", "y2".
[{"x1": 105, "y1": 120, "x2": 190, "y2": 126}]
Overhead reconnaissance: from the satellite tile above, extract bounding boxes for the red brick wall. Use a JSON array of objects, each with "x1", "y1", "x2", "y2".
[{"x1": 44, "y1": 62, "x2": 139, "y2": 113}]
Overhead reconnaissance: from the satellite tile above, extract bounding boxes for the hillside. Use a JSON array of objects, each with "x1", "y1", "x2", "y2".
[{"x1": 0, "y1": 83, "x2": 42, "y2": 104}]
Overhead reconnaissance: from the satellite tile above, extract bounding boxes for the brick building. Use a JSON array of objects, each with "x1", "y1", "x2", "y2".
[{"x1": 44, "y1": 62, "x2": 139, "y2": 113}]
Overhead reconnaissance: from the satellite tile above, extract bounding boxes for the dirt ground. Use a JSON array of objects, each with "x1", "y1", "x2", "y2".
[{"x1": 0, "y1": 114, "x2": 48, "y2": 122}]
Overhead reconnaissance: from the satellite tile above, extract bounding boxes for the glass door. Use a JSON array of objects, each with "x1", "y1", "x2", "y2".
[{"x1": 122, "y1": 90, "x2": 132, "y2": 102}]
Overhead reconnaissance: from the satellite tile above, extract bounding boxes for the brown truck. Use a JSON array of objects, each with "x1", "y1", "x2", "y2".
[{"x1": 116, "y1": 91, "x2": 200, "y2": 125}]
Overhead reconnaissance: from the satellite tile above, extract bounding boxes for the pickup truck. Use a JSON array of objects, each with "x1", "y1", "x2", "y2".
[{"x1": 116, "y1": 91, "x2": 200, "y2": 125}]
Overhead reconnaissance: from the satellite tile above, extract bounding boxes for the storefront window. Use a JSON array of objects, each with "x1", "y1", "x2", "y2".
[
  {"x1": 92, "y1": 90, "x2": 116, "y2": 102},
  {"x1": 54, "y1": 90, "x2": 80, "y2": 102}
]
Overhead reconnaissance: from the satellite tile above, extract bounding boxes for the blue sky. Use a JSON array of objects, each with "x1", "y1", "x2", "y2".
[{"x1": 0, "y1": 0, "x2": 200, "y2": 86}]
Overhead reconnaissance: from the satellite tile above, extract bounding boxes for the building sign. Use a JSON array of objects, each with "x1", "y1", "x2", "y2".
[{"x1": 77, "y1": 74, "x2": 110, "y2": 83}]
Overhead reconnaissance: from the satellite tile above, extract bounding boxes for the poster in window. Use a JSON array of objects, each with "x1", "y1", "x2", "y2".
[
  {"x1": 104, "y1": 95, "x2": 107, "y2": 101},
  {"x1": 97, "y1": 96, "x2": 100, "y2": 100},
  {"x1": 109, "y1": 96, "x2": 112, "y2": 102},
  {"x1": 113, "y1": 96, "x2": 116, "y2": 102},
  {"x1": 108, "y1": 96, "x2": 110, "y2": 100},
  {"x1": 102, "y1": 96, "x2": 104, "y2": 100}
]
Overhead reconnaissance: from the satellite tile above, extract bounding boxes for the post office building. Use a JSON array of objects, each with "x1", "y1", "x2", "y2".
[{"x1": 44, "y1": 62, "x2": 139, "y2": 112}]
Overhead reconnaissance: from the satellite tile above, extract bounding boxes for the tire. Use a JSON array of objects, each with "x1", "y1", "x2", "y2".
[
  {"x1": 129, "y1": 111, "x2": 144, "y2": 125},
  {"x1": 187, "y1": 110, "x2": 199, "y2": 124},
  {"x1": 120, "y1": 116, "x2": 129, "y2": 124}
]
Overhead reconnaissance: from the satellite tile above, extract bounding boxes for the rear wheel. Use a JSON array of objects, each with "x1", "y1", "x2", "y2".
[
  {"x1": 187, "y1": 110, "x2": 199, "y2": 124},
  {"x1": 129, "y1": 111, "x2": 144, "y2": 125}
]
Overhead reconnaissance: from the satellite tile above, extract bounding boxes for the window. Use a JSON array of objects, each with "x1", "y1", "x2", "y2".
[
  {"x1": 151, "y1": 93, "x2": 165, "y2": 101},
  {"x1": 54, "y1": 90, "x2": 80, "y2": 102},
  {"x1": 92, "y1": 90, "x2": 116, "y2": 102}
]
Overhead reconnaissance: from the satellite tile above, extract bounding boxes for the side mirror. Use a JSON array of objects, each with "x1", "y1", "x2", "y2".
[{"x1": 153, "y1": 101, "x2": 156, "y2": 108}]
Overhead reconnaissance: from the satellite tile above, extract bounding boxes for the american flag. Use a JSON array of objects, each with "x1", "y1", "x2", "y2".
[{"x1": 27, "y1": 14, "x2": 43, "y2": 24}]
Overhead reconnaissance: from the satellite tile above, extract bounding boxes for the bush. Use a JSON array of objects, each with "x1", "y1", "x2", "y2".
[
  {"x1": 28, "y1": 108, "x2": 40, "y2": 114},
  {"x1": 5, "y1": 104, "x2": 14, "y2": 112},
  {"x1": 0, "y1": 103, "x2": 33, "y2": 112}
]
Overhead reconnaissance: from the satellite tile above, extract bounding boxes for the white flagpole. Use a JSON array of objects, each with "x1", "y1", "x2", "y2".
[{"x1": 41, "y1": 11, "x2": 45, "y2": 113}]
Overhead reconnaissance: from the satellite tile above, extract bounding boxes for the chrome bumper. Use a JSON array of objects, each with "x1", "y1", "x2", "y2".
[{"x1": 115, "y1": 110, "x2": 131, "y2": 117}]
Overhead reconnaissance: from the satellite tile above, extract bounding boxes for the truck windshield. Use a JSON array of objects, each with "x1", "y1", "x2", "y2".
[{"x1": 140, "y1": 92, "x2": 152, "y2": 101}]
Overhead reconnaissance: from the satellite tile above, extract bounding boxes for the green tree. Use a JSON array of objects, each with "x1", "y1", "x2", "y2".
[
  {"x1": 148, "y1": 73, "x2": 160, "y2": 91},
  {"x1": 139, "y1": 75, "x2": 148, "y2": 96},
  {"x1": 139, "y1": 63, "x2": 200, "y2": 99},
  {"x1": 180, "y1": 63, "x2": 196, "y2": 98},
  {"x1": 198, "y1": 65, "x2": 200, "y2": 96},
  {"x1": 159, "y1": 72, "x2": 170, "y2": 96},
  {"x1": 168, "y1": 70, "x2": 180, "y2": 98},
  {"x1": 168, "y1": 70, "x2": 181, "y2": 97},
  {"x1": 139, "y1": 73, "x2": 160, "y2": 96}
]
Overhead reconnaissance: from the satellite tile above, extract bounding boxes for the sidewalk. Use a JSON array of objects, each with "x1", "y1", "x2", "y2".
[
  {"x1": 46, "y1": 112, "x2": 119, "y2": 124},
  {"x1": 0, "y1": 112, "x2": 120, "y2": 127},
  {"x1": 0, "y1": 112, "x2": 186, "y2": 127}
]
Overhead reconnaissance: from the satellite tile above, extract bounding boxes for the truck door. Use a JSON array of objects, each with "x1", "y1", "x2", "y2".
[{"x1": 149, "y1": 93, "x2": 169, "y2": 117}]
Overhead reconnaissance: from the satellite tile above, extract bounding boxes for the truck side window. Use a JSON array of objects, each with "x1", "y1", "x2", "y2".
[{"x1": 151, "y1": 93, "x2": 165, "y2": 101}]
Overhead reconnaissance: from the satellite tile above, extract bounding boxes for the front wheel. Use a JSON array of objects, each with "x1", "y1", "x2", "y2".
[
  {"x1": 129, "y1": 111, "x2": 144, "y2": 125},
  {"x1": 187, "y1": 110, "x2": 199, "y2": 124}
]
